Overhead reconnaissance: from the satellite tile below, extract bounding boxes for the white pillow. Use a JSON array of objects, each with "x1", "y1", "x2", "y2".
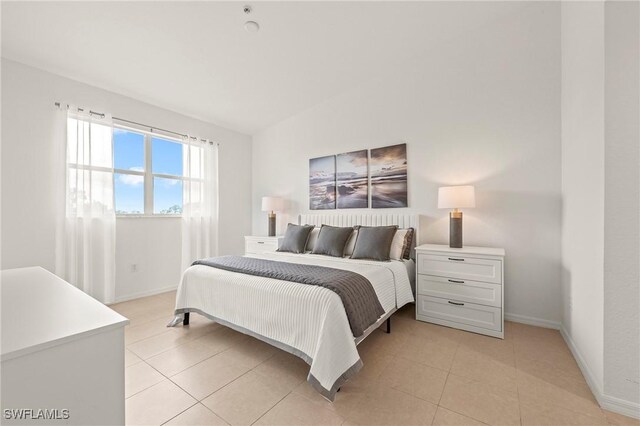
[
  {"x1": 305, "y1": 227, "x2": 321, "y2": 252},
  {"x1": 343, "y1": 229, "x2": 358, "y2": 256},
  {"x1": 389, "y1": 228, "x2": 414, "y2": 260}
]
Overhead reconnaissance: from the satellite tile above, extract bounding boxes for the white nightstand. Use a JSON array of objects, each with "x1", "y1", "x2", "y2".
[
  {"x1": 415, "y1": 244, "x2": 505, "y2": 339},
  {"x1": 244, "y1": 236, "x2": 284, "y2": 255}
]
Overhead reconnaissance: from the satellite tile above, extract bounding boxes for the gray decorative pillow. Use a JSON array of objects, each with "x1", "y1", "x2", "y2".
[
  {"x1": 277, "y1": 224, "x2": 314, "y2": 254},
  {"x1": 312, "y1": 225, "x2": 354, "y2": 257},
  {"x1": 350, "y1": 225, "x2": 399, "y2": 261}
]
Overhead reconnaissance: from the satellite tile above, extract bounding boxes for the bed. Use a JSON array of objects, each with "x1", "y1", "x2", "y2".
[{"x1": 169, "y1": 213, "x2": 420, "y2": 401}]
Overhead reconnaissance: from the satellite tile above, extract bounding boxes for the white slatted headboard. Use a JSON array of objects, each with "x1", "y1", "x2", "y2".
[{"x1": 298, "y1": 213, "x2": 422, "y2": 250}]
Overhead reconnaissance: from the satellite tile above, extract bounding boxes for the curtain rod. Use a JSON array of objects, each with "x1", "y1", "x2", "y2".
[{"x1": 54, "y1": 102, "x2": 219, "y2": 146}]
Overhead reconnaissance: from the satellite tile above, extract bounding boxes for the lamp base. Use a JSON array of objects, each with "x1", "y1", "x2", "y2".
[
  {"x1": 449, "y1": 211, "x2": 463, "y2": 248},
  {"x1": 268, "y1": 213, "x2": 276, "y2": 237}
]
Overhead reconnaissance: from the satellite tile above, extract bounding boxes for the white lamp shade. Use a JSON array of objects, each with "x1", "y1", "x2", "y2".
[
  {"x1": 261, "y1": 196, "x2": 284, "y2": 212},
  {"x1": 438, "y1": 186, "x2": 476, "y2": 209}
]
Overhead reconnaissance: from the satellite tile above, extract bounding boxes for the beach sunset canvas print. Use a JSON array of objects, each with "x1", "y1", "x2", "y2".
[
  {"x1": 370, "y1": 143, "x2": 408, "y2": 208},
  {"x1": 309, "y1": 155, "x2": 336, "y2": 210},
  {"x1": 336, "y1": 150, "x2": 368, "y2": 208}
]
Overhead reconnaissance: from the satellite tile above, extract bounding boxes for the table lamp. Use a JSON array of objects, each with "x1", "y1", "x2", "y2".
[
  {"x1": 438, "y1": 186, "x2": 475, "y2": 248},
  {"x1": 261, "y1": 196, "x2": 284, "y2": 237}
]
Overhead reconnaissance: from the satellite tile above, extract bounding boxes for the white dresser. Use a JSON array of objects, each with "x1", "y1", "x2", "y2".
[
  {"x1": 244, "y1": 235, "x2": 283, "y2": 255},
  {"x1": 1, "y1": 267, "x2": 129, "y2": 425},
  {"x1": 415, "y1": 244, "x2": 505, "y2": 339}
]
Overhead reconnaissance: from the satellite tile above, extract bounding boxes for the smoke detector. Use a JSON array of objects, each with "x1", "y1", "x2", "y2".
[{"x1": 243, "y1": 5, "x2": 259, "y2": 33}]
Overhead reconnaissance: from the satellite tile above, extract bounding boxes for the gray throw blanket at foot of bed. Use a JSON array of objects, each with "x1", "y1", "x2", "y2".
[{"x1": 193, "y1": 255, "x2": 384, "y2": 337}]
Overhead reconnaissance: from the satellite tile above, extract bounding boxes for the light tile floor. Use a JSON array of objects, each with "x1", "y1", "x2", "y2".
[{"x1": 110, "y1": 291, "x2": 639, "y2": 426}]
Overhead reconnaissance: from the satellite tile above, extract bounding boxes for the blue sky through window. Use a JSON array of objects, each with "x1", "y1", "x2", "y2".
[
  {"x1": 113, "y1": 130, "x2": 184, "y2": 214},
  {"x1": 114, "y1": 173, "x2": 144, "y2": 214},
  {"x1": 152, "y1": 137, "x2": 183, "y2": 176},
  {"x1": 154, "y1": 177, "x2": 183, "y2": 214},
  {"x1": 114, "y1": 129, "x2": 144, "y2": 171},
  {"x1": 114, "y1": 129, "x2": 144, "y2": 214}
]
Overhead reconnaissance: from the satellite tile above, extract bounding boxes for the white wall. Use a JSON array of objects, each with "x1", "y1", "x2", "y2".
[
  {"x1": 603, "y1": 1, "x2": 639, "y2": 409},
  {"x1": 560, "y1": 0, "x2": 606, "y2": 395},
  {"x1": 1, "y1": 59, "x2": 253, "y2": 302},
  {"x1": 252, "y1": 2, "x2": 562, "y2": 324},
  {"x1": 561, "y1": 1, "x2": 640, "y2": 416}
]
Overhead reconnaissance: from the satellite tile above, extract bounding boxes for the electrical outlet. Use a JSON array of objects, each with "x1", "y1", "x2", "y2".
[{"x1": 131, "y1": 264, "x2": 138, "y2": 273}]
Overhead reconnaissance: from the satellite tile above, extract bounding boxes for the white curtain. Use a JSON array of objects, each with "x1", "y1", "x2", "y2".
[
  {"x1": 56, "y1": 108, "x2": 116, "y2": 304},
  {"x1": 181, "y1": 137, "x2": 219, "y2": 272}
]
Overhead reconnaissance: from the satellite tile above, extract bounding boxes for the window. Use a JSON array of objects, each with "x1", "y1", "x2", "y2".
[
  {"x1": 113, "y1": 129, "x2": 144, "y2": 214},
  {"x1": 67, "y1": 117, "x2": 114, "y2": 213},
  {"x1": 113, "y1": 127, "x2": 193, "y2": 216},
  {"x1": 151, "y1": 137, "x2": 183, "y2": 214}
]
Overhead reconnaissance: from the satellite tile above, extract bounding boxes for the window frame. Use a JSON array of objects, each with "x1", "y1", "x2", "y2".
[{"x1": 113, "y1": 125, "x2": 195, "y2": 218}]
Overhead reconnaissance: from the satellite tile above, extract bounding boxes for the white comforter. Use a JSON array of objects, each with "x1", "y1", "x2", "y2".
[{"x1": 174, "y1": 252, "x2": 414, "y2": 400}]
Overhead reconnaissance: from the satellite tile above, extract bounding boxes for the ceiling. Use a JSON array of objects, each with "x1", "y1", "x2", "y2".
[{"x1": 2, "y1": 2, "x2": 524, "y2": 134}]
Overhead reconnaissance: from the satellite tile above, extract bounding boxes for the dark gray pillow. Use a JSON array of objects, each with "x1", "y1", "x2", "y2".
[
  {"x1": 312, "y1": 225, "x2": 354, "y2": 257},
  {"x1": 350, "y1": 225, "x2": 399, "y2": 261},
  {"x1": 277, "y1": 224, "x2": 314, "y2": 254}
]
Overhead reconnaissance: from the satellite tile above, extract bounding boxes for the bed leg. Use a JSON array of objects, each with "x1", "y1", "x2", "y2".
[
  {"x1": 167, "y1": 315, "x2": 182, "y2": 327},
  {"x1": 386, "y1": 317, "x2": 391, "y2": 334},
  {"x1": 167, "y1": 313, "x2": 190, "y2": 327}
]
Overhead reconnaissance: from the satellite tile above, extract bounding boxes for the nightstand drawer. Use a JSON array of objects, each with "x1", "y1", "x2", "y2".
[
  {"x1": 246, "y1": 240, "x2": 278, "y2": 254},
  {"x1": 417, "y1": 276, "x2": 501, "y2": 307},
  {"x1": 417, "y1": 254, "x2": 502, "y2": 284},
  {"x1": 417, "y1": 295, "x2": 502, "y2": 332}
]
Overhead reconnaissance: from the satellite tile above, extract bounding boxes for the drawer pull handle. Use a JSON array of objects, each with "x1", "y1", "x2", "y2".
[
  {"x1": 257, "y1": 242, "x2": 265, "y2": 244},
  {"x1": 448, "y1": 257, "x2": 465, "y2": 261},
  {"x1": 448, "y1": 301, "x2": 465, "y2": 306},
  {"x1": 448, "y1": 279, "x2": 465, "y2": 284}
]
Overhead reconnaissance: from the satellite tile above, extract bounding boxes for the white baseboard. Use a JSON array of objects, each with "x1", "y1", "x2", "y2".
[
  {"x1": 560, "y1": 326, "x2": 640, "y2": 420},
  {"x1": 504, "y1": 312, "x2": 562, "y2": 330},
  {"x1": 559, "y1": 326, "x2": 605, "y2": 405},
  {"x1": 601, "y1": 393, "x2": 640, "y2": 420},
  {"x1": 112, "y1": 285, "x2": 178, "y2": 304}
]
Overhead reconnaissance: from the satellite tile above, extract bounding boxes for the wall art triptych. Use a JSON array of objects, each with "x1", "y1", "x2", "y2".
[{"x1": 309, "y1": 143, "x2": 407, "y2": 210}]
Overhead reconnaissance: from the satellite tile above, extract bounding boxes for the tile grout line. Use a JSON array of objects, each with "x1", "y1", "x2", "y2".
[
  {"x1": 127, "y1": 328, "x2": 246, "y2": 388},
  {"x1": 124, "y1": 356, "x2": 201, "y2": 402},
  {"x1": 127, "y1": 322, "x2": 221, "y2": 359},
  {"x1": 125, "y1": 325, "x2": 174, "y2": 347},
  {"x1": 434, "y1": 334, "x2": 516, "y2": 426},
  {"x1": 193, "y1": 367, "x2": 257, "y2": 426},
  {"x1": 195, "y1": 350, "x2": 288, "y2": 425},
  {"x1": 123, "y1": 363, "x2": 166, "y2": 401},
  {"x1": 249, "y1": 390, "x2": 294, "y2": 426},
  {"x1": 194, "y1": 345, "x2": 279, "y2": 403},
  {"x1": 512, "y1": 330, "x2": 523, "y2": 426},
  {"x1": 140, "y1": 333, "x2": 231, "y2": 377},
  {"x1": 124, "y1": 335, "x2": 227, "y2": 400},
  {"x1": 134, "y1": 354, "x2": 236, "y2": 425},
  {"x1": 436, "y1": 337, "x2": 460, "y2": 408},
  {"x1": 198, "y1": 402, "x2": 232, "y2": 426},
  {"x1": 512, "y1": 327, "x2": 610, "y2": 423},
  {"x1": 126, "y1": 321, "x2": 207, "y2": 426},
  {"x1": 158, "y1": 401, "x2": 200, "y2": 426}
]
